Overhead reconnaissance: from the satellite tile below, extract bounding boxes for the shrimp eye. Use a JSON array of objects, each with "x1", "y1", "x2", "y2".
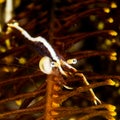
[
  {"x1": 51, "y1": 61, "x2": 58, "y2": 67},
  {"x1": 39, "y1": 56, "x2": 52, "y2": 74},
  {"x1": 67, "y1": 58, "x2": 77, "y2": 65}
]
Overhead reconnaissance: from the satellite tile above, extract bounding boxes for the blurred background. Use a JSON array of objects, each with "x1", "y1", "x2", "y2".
[{"x1": 0, "y1": 0, "x2": 120, "y2": 120}]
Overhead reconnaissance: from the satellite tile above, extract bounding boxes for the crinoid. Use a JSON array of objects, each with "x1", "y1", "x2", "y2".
[{"x1": 0, "y1": 0, "x2": 120, "y2": 120}]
